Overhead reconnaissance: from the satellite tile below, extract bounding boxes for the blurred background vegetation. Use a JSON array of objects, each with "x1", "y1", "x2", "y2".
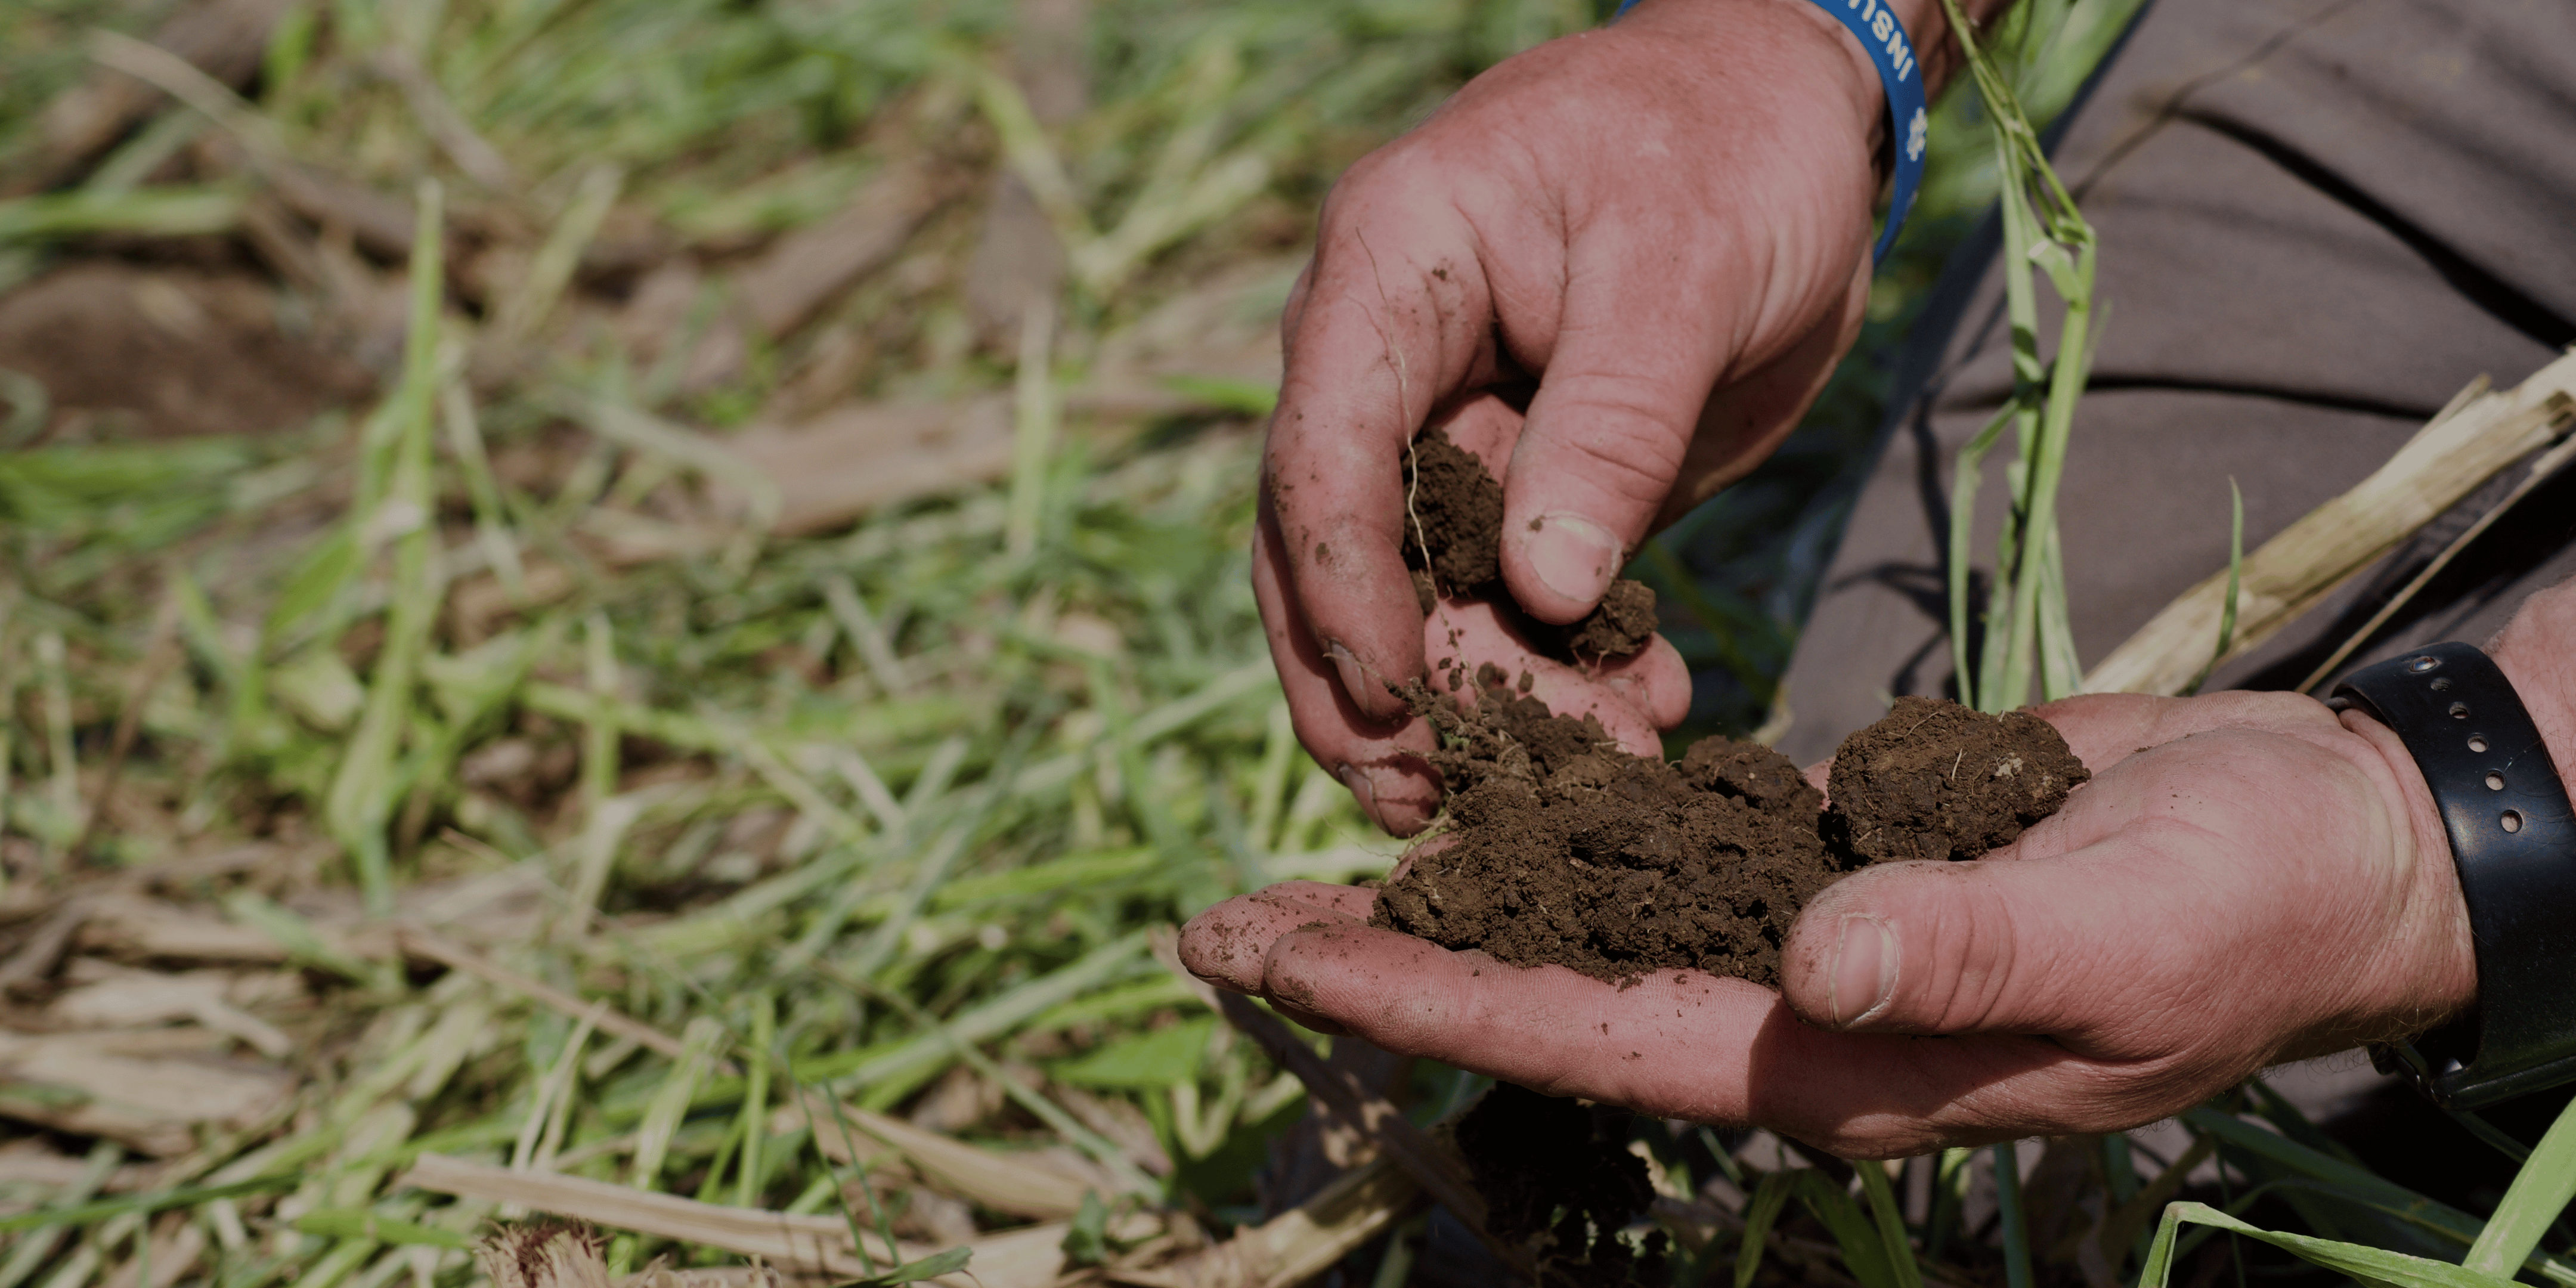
[{"x1": 0, "y1": 1, "x2": 2205, "y2": 1286}]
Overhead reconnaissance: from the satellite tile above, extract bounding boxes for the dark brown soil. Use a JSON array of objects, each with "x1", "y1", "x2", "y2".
[
  {"x1": 1453, "y1": 1082, "x2": 1668, "y2": 1288},
  {"x1": 1384, "y1": 691, "x2": 2090, "y2": 1269},
  {"x1": 1371, "y1": 679, "x2": 1840, "y2": 990},
  {"x1": 1823, "y1": 695, "x2": 2089, "y2": 865},
  {"x1": 1401, "y1": 426, "x2": 1659, "y2": 659}
]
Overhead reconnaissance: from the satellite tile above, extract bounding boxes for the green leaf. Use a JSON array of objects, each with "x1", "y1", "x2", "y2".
[
  {"x1": 2183, "y1": 478, "x2": 2243, "y2": 696},
  {"x1": 2141, "y1": 1202, "x2": 2516, "y2": 1288},
  {"x1": 1735, "y1": 1169, "x2": 1799, "y2": 1288},
  {"x1": 1157, "y1": 374, "x2": 1278, "y2": 417},
  {"x1": 1060, "y1": 1190, "x2": 1110, "y2": 1268},
  {"x1": 1797, "y1": 1169, "x2": 1904, "y2": 1288},
  {"x1": 2467, "y1": 1094, "x2": 2576, "y2": 1277},
  {"x1": 264, "y1": 526, "x2": 361, "y2": 642},
  {"x1": 838, "y1": 1246, "x2": 970, "y2": 1287},
  {"x1": 290, "y1": 1210, "x2": 471, "y2": 1249},
  {"x1": 2180, "y1": 1106, "x2": 2576, "y2": 1283},
  {"x1": 1050, "y1": 1017, "x2": 1214, "y2": 1090},
  {"x1": 0, "y1": 1175, "x2": 297, "y2": 1233},
  {"x1": 1856, "y1": 1160, "x2": 1924, "y2": 1288}
]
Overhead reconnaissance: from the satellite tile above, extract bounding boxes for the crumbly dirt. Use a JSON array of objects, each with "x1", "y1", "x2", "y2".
[
  {"x1": 1371, "y1": 677, "x2": 1841, "y2": 990},
  {"x1": 1823, "y1": 695, "x2": 2090, "y2": 865},
  {"x1": 1453, "y1": 1082, "x2": 1668, "y2": 1288},
  {"x1": 1382, "y1": 689, "x2": 2091, "y2": 1267},
  {"x1": 1401, "y1": 425, "x2": 1659, "y2": 658}
]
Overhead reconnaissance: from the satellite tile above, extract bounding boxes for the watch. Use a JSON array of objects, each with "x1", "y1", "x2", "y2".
[{"x1": 2330, "y1": 643, "x2": 2576, "y2": 1109}]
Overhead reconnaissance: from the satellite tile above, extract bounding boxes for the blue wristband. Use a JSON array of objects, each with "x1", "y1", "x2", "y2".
[{"x1": 1611, "y1": 0, "x2": 1928, "y2": 264}]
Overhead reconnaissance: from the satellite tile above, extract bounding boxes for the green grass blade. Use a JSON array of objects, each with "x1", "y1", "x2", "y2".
[
  {"x1": 2466, "y1": 1096, "x2": 2576, "y2": 1277},
  {"x1": 289, "y1": 1211, "x2": 470, "y2": 1249},
  {"x1": 1735, "y1": 1169, "x2": 1800, "y2": 1288},
  {"x1": 846, "y1": 1246, "x2": 971, "y2": 1286},
  {"x1": 1948, "y1": 406, "x2": 2015, "y2": 711},
  {"x1": 324, "y1": 179, "x2": 447, "y2": 915},
  {"x1": 1795, "y1": 1169, "x2": 1903, "y2": 1288},
  {"x1": 1994, "y1": 1143, "x2": 2034, "y2": 1288},
  {"x1": 2145, "y1": 1202, "x2": 2516, "y2": 1288},
  {"x1": 2183, "y1": 478, "x2": 2244, "y2": 696},
  {"x1": 1856, "y1": 1160, "x2": 1924, "y2": 1288},
  {"x1": 734, "y1": 992, "x2": 776, "y2": 1208}
]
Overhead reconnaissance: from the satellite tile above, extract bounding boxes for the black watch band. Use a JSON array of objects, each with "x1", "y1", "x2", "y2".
[{"x1": 2329, "y1": 643, "x2": 2576, "y2": 1109}]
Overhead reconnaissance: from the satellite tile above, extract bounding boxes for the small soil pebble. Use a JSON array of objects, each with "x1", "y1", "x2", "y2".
[
  {"x1": 1402, "y1": 426, "x2": 1659, "y2": 659},
  {"x1": 1454, "y1": 1082, "x2": 1669, "y2": 1287},
  {"x1": 1823, "y1": 695, "x2": 2091, "y2": 865},
  {"x1": 1371, "y1": 682, "x2": 1843, "y2": 989}
]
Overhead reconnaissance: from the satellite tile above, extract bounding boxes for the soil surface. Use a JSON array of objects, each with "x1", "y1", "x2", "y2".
[
  {"x1": 0, "y1": 261, "x2": 374, "y2": 441},
  {"x1": 1371, "y1": 677, "x2": 1839, "y2": 989},
  {"x1": 1402, "y1": 426, "x2": 1659, "y2": 659},
  {"x1": 1824, "y1": 695, "x2": 2089, "y2": 865},
  {"x1": 1454, "y1": 1082, "x2": 1668, "y2": 1288}
]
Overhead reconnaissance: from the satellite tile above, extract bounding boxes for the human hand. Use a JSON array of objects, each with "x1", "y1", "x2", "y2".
[
  {"x1": 1181, "y1": 688, "x2": 2477, "y2": 1157},
  {"x1": 1259, "y1": 0, "x2": 1899, "y2": 834}
]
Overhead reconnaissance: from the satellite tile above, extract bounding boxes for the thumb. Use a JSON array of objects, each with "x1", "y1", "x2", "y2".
[{"x1": 1776, "y1": 845, "x2": 2192, "y2": 1047}]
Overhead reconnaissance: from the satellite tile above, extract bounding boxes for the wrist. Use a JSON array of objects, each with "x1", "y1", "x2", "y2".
[
  {"x1": 1613, "y1": 0, "x2": 1890, "y2": 159},
  {"x1": 2329, "y1": 600, "x2": 2576, "y2": 1103},
  {"x1": 2487, "y1": 577, "x2": 2576, "y2": 798},
  {"x1": 1621, "y1": 0, "x2": 2001, "y2": 108},
  {"x1": 2332, "y1": 704, "x2": 2481, "y2": 1030}
]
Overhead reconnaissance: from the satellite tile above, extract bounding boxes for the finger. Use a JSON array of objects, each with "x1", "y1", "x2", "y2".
[
  {"x1": 1495, "y1": 234, "x2": 1720, "y2": 623},
  {"x1": 1596, "y1": 633, "x2": 1693, "y2": 731},
  {"x1": 1255, "y1": 501, "x2": 1444, "y2": 835},
  {"x1": 1778, "y1": 727, "x2": 2397, "y2": 1057},
  {"x1": 1179, "y1": 881, "x2": 1380, "y2": 995},
  {"x1": 1268, "y1": 177, "x2": 1504, "y2": 720},
  {"x1": 1258, "y1": 922, "x2": 2181, "y2": 1157},
  {"x1": 1424, "y1": 598, "x2": 1690, "y2": 754},
  {"x1": 1388, "y1": 831, "x2": 1457, "y2": 883}
]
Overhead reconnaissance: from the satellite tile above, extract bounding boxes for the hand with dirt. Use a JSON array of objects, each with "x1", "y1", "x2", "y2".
[
  {"x1": 1184, "y1": 584, "x2": 2576, "y2": 1156},
  {"x1": 1260, "y1": 0, "x2": 1986, "y2": 835}
]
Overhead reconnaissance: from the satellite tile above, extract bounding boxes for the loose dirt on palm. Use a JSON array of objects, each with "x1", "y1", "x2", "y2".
[{"x1": 1371, "y1": 686, "x2": 2088, "y2": 989}]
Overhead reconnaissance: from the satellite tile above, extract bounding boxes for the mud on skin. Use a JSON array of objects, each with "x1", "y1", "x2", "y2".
[{"x1": 1401, "y1": 425, "x2": 1660, "y2": 660}]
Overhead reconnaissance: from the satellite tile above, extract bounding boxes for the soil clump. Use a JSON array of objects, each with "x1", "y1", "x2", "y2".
[
  {"x1": 1823, "y1": 695, "x2": 2089, "y2": 864},
  {"x1": 1383, "y1": 690, "x2": 2091, "y2": 1269},
  {"x1": 1453, "y1": 1082, "x2": 1669, "y2": 1287},
  {"x1": 1371, "y1": 689, "x2": 2091, "y2": 987},
  {"x1": 1401, "y1": 426, "x2": 1659, "y2": 659},
  {"x1": 1371, "y1": 677, "x2": 1838, "y2": 989}
]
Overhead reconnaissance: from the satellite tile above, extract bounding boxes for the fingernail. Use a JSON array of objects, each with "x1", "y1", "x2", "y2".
[
  {"x1": 1524, "y1": 512, "x2": 1623, "y2": 605},
  {"x1": 1337, "y1": 762, "x2": 1380, "y2": 820},
  {"x1": 1830, "y1": 914, "x2": 1899, "y2": 1028},
  {"x1": 1326, "y1": 639, "x2": 1372, "y2": 701}
]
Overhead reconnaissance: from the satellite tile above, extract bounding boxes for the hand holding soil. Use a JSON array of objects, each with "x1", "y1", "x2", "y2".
[
  {"x1": 1256, "y1": 0, "x2": 1891, "y2": 831},
  {"x1": 1182, "y1": 689, "x2": 2480, "y2": 1157}
]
